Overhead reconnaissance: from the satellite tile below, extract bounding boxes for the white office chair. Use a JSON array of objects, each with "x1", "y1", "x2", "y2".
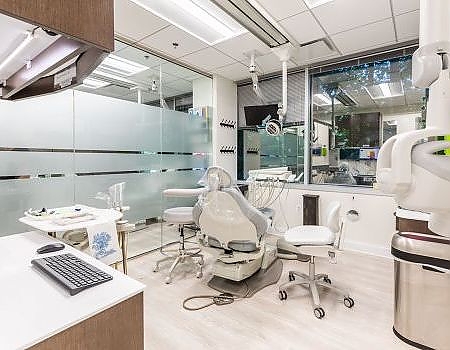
[
  {"x1": 277, "y1": 201, "x2": 354, "y2": 319},
  {"x1": 153, "y1": 188, "x2": 206, "y2": 284}
]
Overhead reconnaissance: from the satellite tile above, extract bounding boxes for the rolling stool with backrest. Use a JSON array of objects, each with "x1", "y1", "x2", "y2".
[{"x1": 277, "y1": 201, "x2": 355, "y2": 319}]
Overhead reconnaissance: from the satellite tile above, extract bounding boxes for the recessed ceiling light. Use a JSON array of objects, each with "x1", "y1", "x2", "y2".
[
  {"x1": 364, "y1": 81, "x2": 404, "y2": 100},
  {"x1": 98, "y1": 54, "x2": 148, "y2": 76},
  {"x1": 130, "y1": 0, "x2": 246, "y2": 45},
  {"x1": 92, "y1": 69, "x2": 137, "y2": 85},
  {"x1": 304, "y1": 0, "x2": 334, "y2": 9},
  {"x1": 211, "y1": 0, "x2": 289, "y2": 48},
  {"x1": 0, "y1": 31, "x2": 34, "y2": 75},
  {"x1": 82, "y1": 77, "x2": 110, "y2": 89}
]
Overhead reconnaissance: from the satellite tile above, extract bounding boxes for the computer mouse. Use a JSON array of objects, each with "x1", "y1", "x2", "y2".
[{"x1": 37, "y1": 243, "x2": 65, "y2": 254}]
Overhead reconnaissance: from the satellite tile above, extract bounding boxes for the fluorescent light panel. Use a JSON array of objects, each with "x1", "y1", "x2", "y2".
[
  {"x1": 313, "y1": 93, "x2": 342, "y2": 106},
  {"x1": 0, "y1": 31, "x2": 34, "y2": 73},
  {"x1": 211, "y1": 0, "x2": 289, "y2": 48},
  {"x1": 99, "y1": 54, "x2": 148, "y2": 76},
  {"x1": 82, "y1": 77, "x2": 110, "y2": 89},
  {"x1": 304, "y1": 0, "x2": 334, "y2": 9},
  {"x1": 129, "y1": 0, "x2": 246, "y2": 45},
  {"x1": 92, "y1": 69, "x2": 137, "y2": 85},
  {"x1": 364, "y1": 81, "x2": 404, "y2": 100}
]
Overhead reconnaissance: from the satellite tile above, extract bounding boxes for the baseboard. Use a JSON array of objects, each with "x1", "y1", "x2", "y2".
[{"x1": 344, "y1": 240, "x2": 391, "y2": 258}]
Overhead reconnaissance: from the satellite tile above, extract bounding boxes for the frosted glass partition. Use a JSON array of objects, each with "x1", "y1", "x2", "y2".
[{"x1": 0, "y1": 90, "x2": 211, "y2": 237}]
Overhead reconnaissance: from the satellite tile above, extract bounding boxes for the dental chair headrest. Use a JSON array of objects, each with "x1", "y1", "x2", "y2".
[{"x1": 199, "y1": 166, "x2": 233, "y2": 190}]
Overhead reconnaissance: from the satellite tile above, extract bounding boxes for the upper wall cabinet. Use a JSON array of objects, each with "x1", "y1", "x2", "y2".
[{"x1": 0, "y1": 0, "x2": 114, "y2": 100}]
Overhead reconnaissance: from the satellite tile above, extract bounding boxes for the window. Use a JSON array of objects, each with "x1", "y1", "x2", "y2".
[{"x1": 310, "y1": 56, "x2": 426, "y2": 187}]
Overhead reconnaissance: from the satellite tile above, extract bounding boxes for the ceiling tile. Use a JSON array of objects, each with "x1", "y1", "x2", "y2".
[
  {"x1": 214, "y1": 32, "x2": 271, "y2": 63},
  {"x1": 294, "y1": 40, "x2": 338, "y2": 64},
  {"x1": 255, "y1": 0, "x2": 308, "y2": 21},
  {"x1": 180, "y1": 48, "x2": 236, "y2": 72},
  {"x1": 392, "y1": 0, "x2": 420, "y2": 15},
  {"x1": 332, "y1": 18, "x2": 396, "y2": 55},
  {"x1": 279, "y1": 11, "x2": 326, "y2": 45},
  {"x1": 254, "y1": 52, "x2": 296, "y2": 74},
  {"x1": 160, "y1": 62, "x2": 206, "y2": 80},
  {"x1": 212, "y1": 62, "x2": 256, "y2": 81},
  {"x1": 114, "y1": 0, "x2": 169, "y2": 41},
  {"x1": 139, "y1": 26, "x2": 208, "y2": 58},
  {"x1": 114, "y1": 45, "x2": 165, "y2": 68},
  {"x1": 395, "y1": 10, "x2": 419, "y2": 42},
  {"x1": 164, "y1": 79, "x2": 193, "y2": 94},
  {"x1": 312, "y1": 0, "x2": 392, "y2": 35}
]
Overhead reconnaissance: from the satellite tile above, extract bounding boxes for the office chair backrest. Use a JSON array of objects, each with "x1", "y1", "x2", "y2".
[
  {"x1": 324, "y1": 201, "x2": 345, "y2": 249},
  {"x1": 326, "y1": 201, "x2": 341, "y2": 233}
]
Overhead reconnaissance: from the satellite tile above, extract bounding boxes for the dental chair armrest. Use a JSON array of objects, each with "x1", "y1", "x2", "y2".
[{"x1": 163, "y1": 188, "x2": 207, "y2": 198}]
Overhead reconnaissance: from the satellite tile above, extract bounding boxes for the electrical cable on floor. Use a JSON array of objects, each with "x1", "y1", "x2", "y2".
[{"x1": 182, "y1": 293, "x2": 238, "y2": 311}]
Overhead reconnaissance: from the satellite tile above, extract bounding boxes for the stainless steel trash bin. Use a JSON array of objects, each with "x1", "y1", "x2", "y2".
[{"x1": 391, "y1": 232, "x2": 450, "y2": 350}]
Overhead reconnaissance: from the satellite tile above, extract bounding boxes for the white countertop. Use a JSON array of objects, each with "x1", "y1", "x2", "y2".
[
  {"x1": 19, "y1": 205, "x2": 123, "y2": 233},
  {"x1": 0, "y1": 231, "x2": 145, "y2": 350}
]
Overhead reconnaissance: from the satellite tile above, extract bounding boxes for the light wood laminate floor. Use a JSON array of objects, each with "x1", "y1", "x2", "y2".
[{"x1": 127, "y1": 248, "x2": 414, "y2": 350}]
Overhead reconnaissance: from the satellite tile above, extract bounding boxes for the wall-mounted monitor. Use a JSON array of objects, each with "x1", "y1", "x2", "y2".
[{"x1": 244, "y1": 104, "x2": 279, "y2": 126}]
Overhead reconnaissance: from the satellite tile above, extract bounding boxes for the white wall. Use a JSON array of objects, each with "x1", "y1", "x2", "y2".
[
  {"x1": 265, "y1": 186, "x2": 396, "y2": 257},
  {"x1": 193, "y1": 77, "x2": 213, "y2": 108},
  {"x1": 212, "y1": 75, "x2": 238, "y2": 179}
]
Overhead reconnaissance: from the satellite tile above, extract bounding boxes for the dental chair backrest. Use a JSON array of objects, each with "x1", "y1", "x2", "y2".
[{"x1": 193, "y1": 166, "x2": 269, "y2": 252}]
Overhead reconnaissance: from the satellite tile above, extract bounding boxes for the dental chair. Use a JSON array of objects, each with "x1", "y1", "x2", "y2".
[
  {"x1": 277, "y1": 201, "x2": 355, "y2": 319},
  {"x1": 193, "y1": 166, "x2": 282, "y2": 298}
]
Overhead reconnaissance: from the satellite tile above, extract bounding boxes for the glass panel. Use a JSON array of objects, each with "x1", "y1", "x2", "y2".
[
  {"x1": 0, "y1": 177, "x2": 74, "y2": 236},
  {"x1": 310, "y1": 56, "x2": 426, "y2": 187},
  {"x1": 74, "y1": 91, "x2": 162, "y2": 152},
  {"x1": 74, "y1": 173, "x2": 161, "y2": 223},
  {"x1": 0, "y1": 90, "x2": 74, "y2": 148},
  {"x1": 238, "y1": 127, "x2": 304, "y2": 180},
  {"x1": 0, "y1": 152, "x2": 73, "y2": 176}
]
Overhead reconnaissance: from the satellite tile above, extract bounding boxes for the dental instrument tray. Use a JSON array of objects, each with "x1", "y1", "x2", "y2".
[{"x1": 24, "y1": 206, "x2": 91, "y2": 221}]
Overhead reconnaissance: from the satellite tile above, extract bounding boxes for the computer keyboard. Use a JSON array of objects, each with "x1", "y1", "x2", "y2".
[{"x1": 31, "y1": 253, "x2": 113, "y2": 296}]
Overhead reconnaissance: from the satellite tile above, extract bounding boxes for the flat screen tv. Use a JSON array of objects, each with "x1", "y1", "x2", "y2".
[{"x1": 244, "y1": 104, "x2": 279, "y2": 126}]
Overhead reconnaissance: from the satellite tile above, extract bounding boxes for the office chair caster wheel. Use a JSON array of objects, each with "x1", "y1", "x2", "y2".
[
  {"x1": 153, "y1": 265, "x2": 159, "y2": 272},
  {"x1": 165, "y1": 277, "x2": 172, "y2": 284},
  {"x1": 278, "y1": 290, "x2": 287, "y2": 300},
  {"x1": 323, "y1": 277, "x2": 331, "y2": 284},
  {"x1": 343, "y1": 297, "x2": 354, "y2": 308},
  {"x1": 314, "y1": 307, "x2": 325, "y2": 319},
  {"x1": 288, "y1": 272, "x2": 295, "y2": 281},
  {"x1": 196, "y1": 271, "x2": 203, "y2": 278}
]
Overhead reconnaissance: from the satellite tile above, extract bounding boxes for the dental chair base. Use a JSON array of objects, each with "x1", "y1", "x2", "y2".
[
  {"x1": 208, "y1": 245, "x2": 282, "y2": 298},
  {"x1": 278, "y1": 255, "x2": 354, "y2": 319}
]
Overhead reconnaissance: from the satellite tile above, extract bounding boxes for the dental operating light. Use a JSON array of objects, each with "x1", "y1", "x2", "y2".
[{"x1": 0, "y1": 31, "x2": 34, "y2": 75}]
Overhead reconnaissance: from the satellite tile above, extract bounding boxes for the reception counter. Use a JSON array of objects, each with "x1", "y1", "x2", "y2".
[{"x1": 0, "y1": 231, "x2": 145, "y2": 350}]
